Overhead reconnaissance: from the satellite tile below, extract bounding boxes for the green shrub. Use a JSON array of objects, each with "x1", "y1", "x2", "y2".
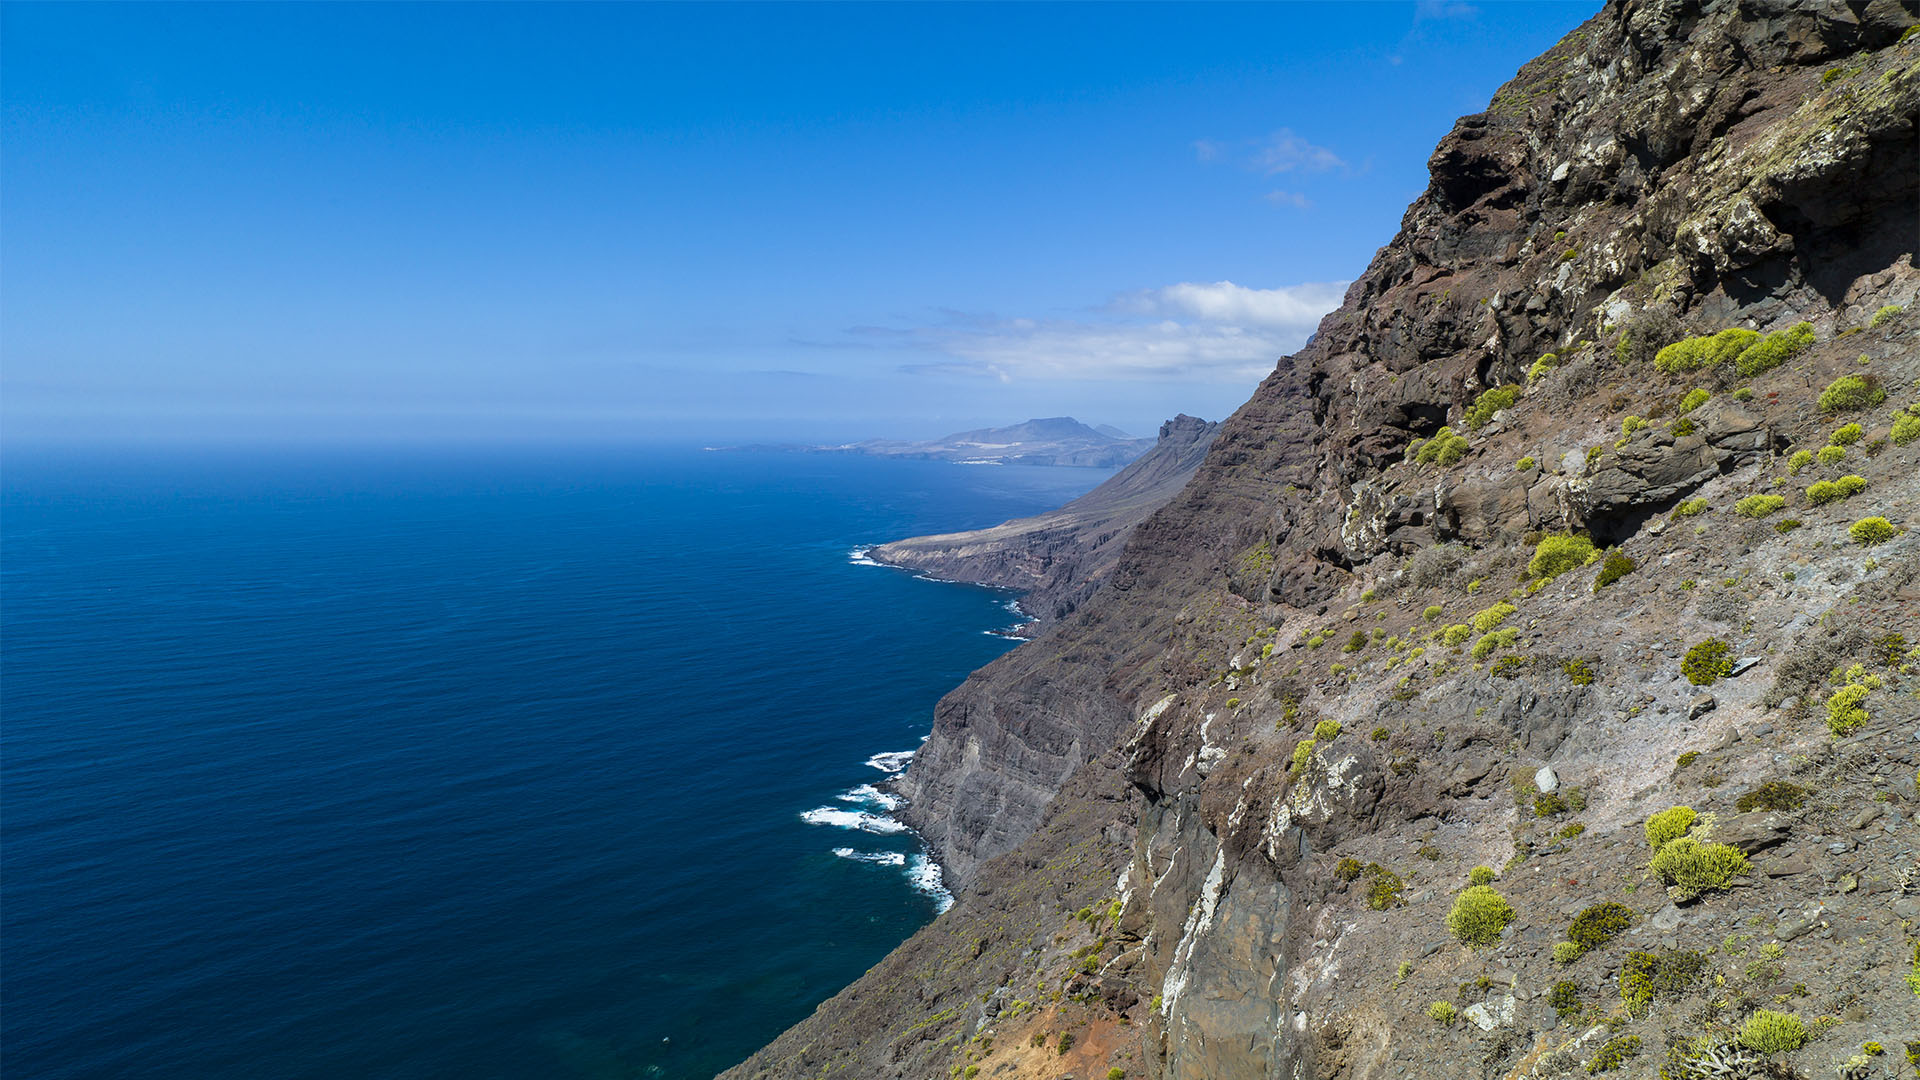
[
  {"x1": 1870, "y1": 304, "x2": 1902, "y2": 328},
  {"x1": 1468, "y1": 865, "x2": 1496, "y2": 886},
  {"x1": 1816, "y1": 444, "x2": 1847, "y2": 465},
  {"x1": 1534, "y1": 792, "x2": 1567, "y2": 817},
  {"x1": 1673, "y1": 497, "x2": 1708, "y2": 517},
  {"x1": 1441, "y1": 623, "x2": 1472, "y2": 647},
  {"x1": 1732, "y1": 321, "x2": 1814, "y2": 377},
  {"x1": 1528, "y1": 535, "x2": 1598, "y2": 580},
  {"x1": 1527, "y1": 352, "x2": 1560, "y2": 382},
  {"x1": 1681, "y1": 639, "x2": 1733, "y2": 685},
  {"x1": 1516, "y1": 455, "x2": 1536, "y2": 471},
  {"x1": 1335, "y1": 857, "x2": 1365, "y2": 881},
  {"x1": 1470, "y1": 602, "x2": 1517, "y2": 633},
  {"x1": 1830, "y1": 422, "x2": 1864, "y2": 446},
  {"x1": 1678, "y1": 388, "x2": 1710, "y2": 413},
  {"x1": 1734, "y1": 494, "x2": 1785, "y2": 518},
  {"x1": 1735, "y1": 781, "x2": 1809, "y2": 813},
  {"x1": 1056, "y1": 1032, "x2": 1075, "y2": 1055},
  {"x1": 1592, "y1": 551, "x2": 1635, "y2": 591},
  {"x1": 1891, "y1": 412, "x2": 1920, "y2": 447},
  {"x1": 1826, "y1": 683, "x2": 1870, "y2": 736},
  {"x1": 1650, "y1": 836, "x2": 1750, "y2": 900},
  {"x1": 1733, "y1": 386, "x2": 1754, "y2": 401},
  {"x1": 1787, "y1": 449, "x2": 1814, "y2": 474},
  {"x1": 1588, "y1": 1035, "x2": 1642, "y2": 1073},
  {"x1": 1446, "y1": 885, "x2": 1516, "y2": 946},
  {"x1": 1645, "y1": 806, "x2": 1697, "y2": 849},
  {"x1": 1620, "y1": 949, "x2": 1708, "y2": 1015},
  {"x1": 1466, "y1": 385, "x2": 1521, "y2": 430},
  {"x1": 1472, "y1": 628, "x2": 1519, "y2": 660},
  {"x1": 1427, "y1": 1000, "x2": 1457, "y2": 1025},
  {"x1": 1850, "y1": 516, "x2": 1896, "y2": 545},
  {"x1": 1655, "y1": 328, "x2": 1760, "y2": 373},
  {"x1": 1423, "y1": 604, "x2": 1443, "y2": 622},
  {"x1": 1290, "y1": 739, "x2": 1317, "y2": 773},
  {"x1": 1736, "y1": 1010, "x2": 1808, "y2": 1054},
  {"x1": 1552, "y1": 941, "x2": 1582, "y2": 965},
  {"x1": 1671, "y1": 417, "x2": 1696, "y2": 437},
  {"x1": 1806, "y1": 474, "x2": 1867, "y2": 505},
  {"x1": 1414, "y1": 426, "x2": 1470, "y2": 465},
  {"x1": 1569, "y1": 902, "x2": 1634, "y2": 951},
  {"x1": 1560, "y1": 822, "x2": 1586, "y2": 839},
  {"x1": 1563, "y1": 657, "x2": 1595, "y2": 684},
  {"x1": 1621, "y1": 414, "x2": 1648, "y2": 437},
  {"x1": 1314, "y1": 719, "x2": 1343, "y2": 741},
  {"x1": 1818, "y1": 374, "x2": 1885, "y2": 412},
  {"x1": 1370, "y1": 726, "x2": 1389, "y2": 741},
  {"x1": 1775, "y1": 518, "x2": 1803, "y2": 533},
  {"x1": 1548, "y1": 978, "x2": 1581, "y2": 1014},
  {"x1": 1366, "y1": 864, "x2": 1404, "y2": 910},
  {"x1": 1107, "y1": 1070, "x2": 1126, "y2": 1080}
]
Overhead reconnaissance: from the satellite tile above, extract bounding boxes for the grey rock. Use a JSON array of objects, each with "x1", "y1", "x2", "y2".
[
  {"x1": 1535, "y1": 765, "x2": 1560, "y2": 794},
  {"x1": 1752, "y1": 724, "x2": 1775, "y2": 737},
  {"x1": 1688, "y1": 694, "x2": 1716, "y2": 720},
  {"x1": 1712, "y1": 811, "x2": 1795, "y2": 854},
  {"x1": 1849, "y1": 806, "x2": 1883, "y2": 830},
  {"x1": 1728, "y1": 656, "x2": 1762, "y2": 676},
  {"x1": 1775, "y1": 917, "x2": 1817, "y2": 941},
  {"x1": 1650, "y1": 903, "x2": 1684, "y2": 931},
  {"x1": 1828, "y1": 841, "x2": 1853, "y2": 854}
]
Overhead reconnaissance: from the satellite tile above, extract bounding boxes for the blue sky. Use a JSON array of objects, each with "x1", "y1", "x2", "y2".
[{"x1": 2, "y1": 2, "x2": 1597, "y2": 445}]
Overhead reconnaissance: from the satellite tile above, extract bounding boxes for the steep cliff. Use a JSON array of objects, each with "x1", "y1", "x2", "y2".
[
  {"x1": 869, "y1": 414, "x2": 1221, "y2": 628},
  {"x1": 724, "y1": 3, "x2": 1920, "y2": 1078}
]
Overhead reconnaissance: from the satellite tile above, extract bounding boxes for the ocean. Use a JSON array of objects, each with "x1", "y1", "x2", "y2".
[{"x1": 0, "y1": 445, "x2": 1110, "y2": 1080}]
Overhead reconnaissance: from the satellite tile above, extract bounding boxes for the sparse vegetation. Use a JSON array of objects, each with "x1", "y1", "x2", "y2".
[
  {"x1": 1681, "y1": 639, "x2": 1733, "y2": 686},
  {"x1": 1734, "y1": 494, "x2": 1785, "y2": 518},
  {"x1": 1593, "y1": 550, "x2": 1635, "y2": 591},
  {"x1": 1871, "y1": 304, "x2": 1903, "y2": 327},
  {"x1": 1654, "y1": 328, "x2": 1759, "y2": 373},
  {"x1": 1806, "y1": 474, "x2": 1867, "y2": 505},
  {"x1": 1470, "y1": 602, "x2": 1517, "y2": 633},
  {"x1": 1587, "y1": 1035, "x2": 1641, "y2": 1073},
  {"x1": 1413, "y1": 427, "x2": 1471, "y2": 466},
  {"x1": 1465, "y1": 385, "x2": 1520, "y2": 430},
  {"x1": 1818, "y1": 374, "x2": 1885, "y2": 412},
  {"x1": 1568, "y1": 902, "x2": 1634, "y2": 952},
  {"x1": 1733, "y1": 321, "x2": 1814, "y2": 377},
  {"x1": 1849, "y1": 516, "x2": 1896, "y2": 545},
  {"x1": 1735, "y1": 781, "x2": 1808, "y2": 812},
  {"x1": 1650, "y1": 836, "x2": 1749, "y2": 900},
  {"x1": 1620, "y1": 949, "x2": 1708, "y2": 1015},
  {"x1": 1735, "y1": 1010, "x2": 1807, "y2": 1054},
  {"x1": 1528, "y1": 534, "x2": 1597, "y2": 580},
  {"x1": 1445, "y1": 885, "x2": 1515, "y2": 946}
]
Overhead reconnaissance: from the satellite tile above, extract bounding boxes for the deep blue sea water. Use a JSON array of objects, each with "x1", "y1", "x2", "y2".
[{"x1": 1, "y1": 446, "x2": 1109, "y2": 1080}]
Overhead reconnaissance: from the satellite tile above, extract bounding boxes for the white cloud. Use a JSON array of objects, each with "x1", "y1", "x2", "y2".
[
  {"x1": 882, "y1": 279, "x2": 1348, "y2": 384},
  {"x1": 1264, "y1": 189, "x2": 1312, "y2": 209},
  {"x1": 1124, "y1": 280, "x2": 1348, "y2": 330},
  {"x1": 1250, "y1": 129, "x2": 1344, "y2": 174}
]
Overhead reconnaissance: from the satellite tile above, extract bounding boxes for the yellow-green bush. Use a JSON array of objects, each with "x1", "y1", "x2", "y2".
[
  {"x1": 1516, "y1": 455, "x2": 1536, "y2": 471},
  {"x1": 1445, "y1": 885, "x2": 1515, "y2": 946},
  {"x1": 1830, "y1": 422, "x2": 1864, "y2": 446},
  {"x1": 1655, "y1": 328, "x2": 1760, "y2": 373},
  {"x1": 1732, "y1": 321, "x2": 1814, "y2": 377},
  {"x1": 1470, "y1": 602, "x2": 1517, "y2": 633},
  {"x1": 1674, "y1": 498, "x2": 1708, "y2": 517},
  {"x1": 1441, "y1": 623, "x2": 1472, "y2": 647},
  {"x1": 1587, "y1": 1035, "x2": 1641, "y2": 1074},
  {"x1": 1622, "y1": 415, "x2": 1648, "y2": 437},
  {"x1": 1427, "y1": 1000, "x2": 1457, "y2": 1025},
  {"x1": 1620, "y1": 949, "x2": 1708, "y2": 1015},
  {"x1": 1472, "y1": 628, "x2": 1519, "y2": 659},
  {"x1": 1681, "y1": 638, "x2": 1732, "y2": 685},
  {"x1": 1466, "y1": 385, "x2": 1520, "y2": 430},
  {"x1": 1528, "y1": 535, "x2": 1598, "y2": 580},
  {"x1": 1290, "y1": 739, "x2": 1317, "y2": 773},
  {"x1": 1527, "y1": 352, "x2": 1560, "y2": 382},
  {"x1": 1871, "y1": 304, "x2": 1903, "y2": 328},
  {"x1": 1592, "y1": 550, "x2": 1635, "y2": 591},
  {"x1": 1816, "y1": 444, "x2": 1847, "y2": 465},
  {"x1": 1818, "y1": 374, "x2": 1886, "y2": 412},
  {"x1": 1850, "y1": 516, "x2": 1896, "y2": 545},
  {"x1": 1645, "y1": 805, "x2": 1697, "y2": 849},
  {"x1": 1468, "y1": 865, "x2": 1496, "y2": 886},
  {"x1": 1650, "y1": 836, "x2": 1749, "y2": 900},
  {"x1": 1805, "y1": 474, "x2": 1866, "y2": 506},
  {"x1": 1413, "y1": 427, "x2": 1470, "y2": 466},
  {"x1": 1736, "y1": 1010, "x2": 1807, "y2": 1054},
  {"x1": 1552, "y1": 941, "x2": 1582, "y2": 964},
  {"x1": 1734, "y1": 494, "x2": 1786, "y2": 518},
  {"x1": 1568, "y1": 902, "x2": 1634, "y2": 951},
  {"x1": 1892, "y1": 406, "x2": 1920, "y2": 446},
  {"x1": 1678, "y1": 388, "x2": 1710, "y2": 413},
  {"x1": 1423, "y1": 604, "x2": 1443, "y2": 622},
  {"x1": 1787, "y1": 449, "x2": 1814, "y2": 474},
  {"x1": 1313, "y1": 719, "x2": 1342, "y2": 741}
]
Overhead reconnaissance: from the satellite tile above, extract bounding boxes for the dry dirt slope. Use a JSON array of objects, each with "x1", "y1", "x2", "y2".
[{"x1": 722, "y1": 2, "x2": 1920, "y2": 1078}]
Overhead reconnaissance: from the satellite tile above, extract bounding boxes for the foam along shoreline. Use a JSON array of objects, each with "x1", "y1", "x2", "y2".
[{"x1": 802, "y1": 746, "x2": 953, "y2": 911}]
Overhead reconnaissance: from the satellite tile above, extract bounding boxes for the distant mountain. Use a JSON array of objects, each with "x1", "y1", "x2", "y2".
[
  {"x1": 866, "y1": 414, "x2": 1220, "y2": 624},
  {"x1": 1091, "y1": 423, "x2": 1135, "y2": 440},
  {"x1": 824, "y1": 416, "x2": 1154, "y2": 468}
]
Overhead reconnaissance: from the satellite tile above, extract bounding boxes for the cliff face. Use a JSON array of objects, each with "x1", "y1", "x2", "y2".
[
  {"x1": 869, "y1": 414, "x2": 1221, "y2": 628},
  {"x1": 724, "y1": 3, "x2": 1920, "y2": 1078}
]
